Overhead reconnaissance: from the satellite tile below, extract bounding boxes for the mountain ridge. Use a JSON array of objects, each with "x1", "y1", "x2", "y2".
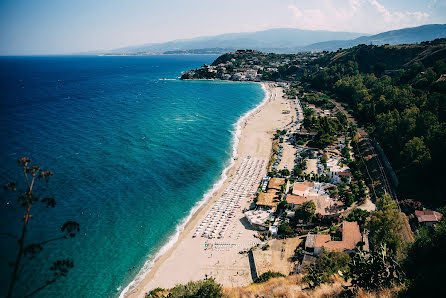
[
  {"x1": 102, "y1": 24, "x2": 446, "y2": 55},
  {"x1": 303, "y1": 24, "x2": 446, "y2": 51},
  {"x1": 103, "y1": 28, "x2": 366, "y2": 55}
]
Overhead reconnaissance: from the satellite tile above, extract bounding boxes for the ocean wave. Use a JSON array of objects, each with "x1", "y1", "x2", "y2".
[{"x1": 118, "y1": 82, "x2": 269, "y2": 297}]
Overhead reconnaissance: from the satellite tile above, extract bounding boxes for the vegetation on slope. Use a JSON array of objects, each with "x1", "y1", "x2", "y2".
[{"x1": 304, "y1": 39, "x2": 446, "y2": 208}]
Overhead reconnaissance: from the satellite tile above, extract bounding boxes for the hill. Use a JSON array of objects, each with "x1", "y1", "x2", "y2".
[
  {"x1": 104, "y1": 25, "x2": 446, "y2": 55},
  {"x1": 104, "y1": 28, "x2": 364, "y2": 55},
  {"x1": 304, "y1": 24, "x2": 446, "y2": 51},
  {"x1": 305, "y1": 39, "x2": 446, "y2": 207}
]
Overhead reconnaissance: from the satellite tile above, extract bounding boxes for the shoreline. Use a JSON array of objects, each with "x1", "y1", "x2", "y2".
[
  {"x1": 119, "y1": 82, "x2": 272, "y2": 297},
  {"x1": 123, "y1": 81, "x2": 291, "y2": 297}
]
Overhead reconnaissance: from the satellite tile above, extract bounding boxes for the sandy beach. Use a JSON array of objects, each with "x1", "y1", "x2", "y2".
[{"x1": 123, "y1": 82, "x2": 293, "y2": 297}]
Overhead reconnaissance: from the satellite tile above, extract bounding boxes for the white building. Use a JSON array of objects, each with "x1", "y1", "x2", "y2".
[
  {"x1": 244, "y1": 210, "x2": 271, "y2": 230},
  {"x1": 326, "y1": 158, "x2": 350, "y2": 184}
]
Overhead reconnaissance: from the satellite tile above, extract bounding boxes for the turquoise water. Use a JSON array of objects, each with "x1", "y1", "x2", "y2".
[{"x1": 0, "y1": 56, "x2": 264, "y2": 297}]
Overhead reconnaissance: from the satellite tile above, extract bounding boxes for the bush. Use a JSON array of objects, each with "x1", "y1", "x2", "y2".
[
  {"x1": 294, "y1": 201, "x2": 316, "y2": 223},
  {"x1": 346, "y1": 208, "x2": 370, "y2": 230},
  {"x1": 279, "y1": 169, "x2": 290, "y2": 176},
  {"x1": 254, "y1": 271, "x2": 285, "y2": 283},
  {"x1": 304, "y1": 250, "x2": 351, "y2": 288},
  {"x1": 403, "y1": 220, "x2": 446, "y2": 297},
  {"x1": 168, "y1": 278, "x2": 223, "y2": 298},
  {"x1": 278, "y1": 222, "x2": 295, "y2": 237}
]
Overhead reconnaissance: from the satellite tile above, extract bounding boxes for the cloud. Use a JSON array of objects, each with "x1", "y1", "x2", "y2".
[{"x1": 287, "y1": 0, "x2": 430, "y2": 33}]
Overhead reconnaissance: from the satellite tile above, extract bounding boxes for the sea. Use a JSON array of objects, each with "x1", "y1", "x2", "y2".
[{"x1": 0, "y1": 55, "x2": 265, "y2": 297}]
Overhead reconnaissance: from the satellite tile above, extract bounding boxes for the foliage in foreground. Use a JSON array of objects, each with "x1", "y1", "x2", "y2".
[
  {"x1": 254, "y1": 271, "x2": 285, "y2": 283},
  {"x1": 402, "y1": 219, "x2": 446, "y2": 297},
  {"x1": 349, "y1": 244, "x2": 404, "y2": 291},
  {"x1": 303, "y1": 251, "x2": 351, "y2": 288},
  {"x1": 147, "y1": 278, "x2": 223, "y2": 298},
  {"x1": 2, "y1": 158, "x2": 80, "y2": 297}
]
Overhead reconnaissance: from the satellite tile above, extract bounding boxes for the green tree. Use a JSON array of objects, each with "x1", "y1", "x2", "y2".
[
  {"x1": 276, "y1": 200, "x2": 288, "y2": 214},
  {"x1": 279, "y1": 169, "x2": 290, "y2": 176},
  {"x1": 294, "y1": 201, "x2": 316, "y2": 223},
  {"x1": 368, "y1": 194, "x2": 402, "y2": 253},
  {"x1": 346, "y1": 208, "x2": 370, "y2": 231},
  {"x1": 400, "y1": 136, "x2": 431, "y2": 169},
  {"x1": 278, "y1": 222, "x2": 295, "y2": 237}
]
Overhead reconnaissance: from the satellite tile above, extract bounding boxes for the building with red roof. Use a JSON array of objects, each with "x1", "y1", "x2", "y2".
[{"x1": 415, "y1": 210, "x2": 443, "y2": 227}]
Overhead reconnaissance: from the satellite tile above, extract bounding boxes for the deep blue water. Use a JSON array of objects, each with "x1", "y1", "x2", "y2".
[{"x1": 0, "y1": 56, "x2": 264, "y2": 297}]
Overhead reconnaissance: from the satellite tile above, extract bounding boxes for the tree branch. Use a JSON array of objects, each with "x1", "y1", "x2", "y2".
[
  {"x1": 39, "y1": 235, "x2": 66, "y2": 246},
  {"x1": 24, "y1": 275, "x2": 60, "y2": 297}
]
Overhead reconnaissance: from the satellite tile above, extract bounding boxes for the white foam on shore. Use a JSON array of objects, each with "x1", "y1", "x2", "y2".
[{"x1": 119, "y1": 82, "x2": 270, "y2": 297}]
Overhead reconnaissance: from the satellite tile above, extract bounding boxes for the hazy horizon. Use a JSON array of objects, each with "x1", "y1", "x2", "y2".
[{"x1": 1, "y1": 0, "x2": 445, "y2": 55}]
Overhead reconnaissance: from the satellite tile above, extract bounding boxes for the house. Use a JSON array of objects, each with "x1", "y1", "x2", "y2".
[
  {"x1": 326, "y1": 157, "x2": 350, "y2": 184},
  {"x1": 267, "y1": 178, "x2": 285, "y2": 193},
  {"x1": 292, "y1": 181, "x2": 315, "y2": 196},
  {"x1": 286, "y1": 193, "x2": 343, "y2": 215},
  {"x1": 305, "y1": 221, "x2": 362, "y2": 256},
  {"x1": 285, "y1": 194, "x2": 308, "y2": 209},
  {"x1": 245, "y1": 210, "x2": 271, "y2": 230},
  {"x1": 415, "y1": 210, "x2": 443, "y2": 227},
  {"x1": 338, "y1": 172, "x2": 352, "y2": 184},
  {"x1": 256, "y1": 192, "x2": 280, "y2": 209}
]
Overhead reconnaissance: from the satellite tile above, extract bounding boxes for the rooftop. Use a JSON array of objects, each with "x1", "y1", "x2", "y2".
[
  {"x1": 268, "y1": 178, "x2": 286, "y2": 190},
  {"x1": 257, "y1": 192, "x2": 280, "y2": 208},
  {"x1": 292, "y1": 181, "x2": 315, "y2": 194},
  {"x1": 245, "y1": 210, "x2": 271, "y2": 226},
  {"x1": 415, "y1": 210, "x2": 443, "y2": 223},
  {"x1": 286, "y1": 194, "x2": 308, "y2": 205},
  {"x1": 338, "y1": 172, "x2": 352, "y2": 177},
  {"x1": 307, "y1": 221, "x2": 362, "y2": 252}
]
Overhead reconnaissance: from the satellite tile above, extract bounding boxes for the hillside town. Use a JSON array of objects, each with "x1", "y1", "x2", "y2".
[{"x1": 181, "y1": 49, "x2": 326, "y2": 81}]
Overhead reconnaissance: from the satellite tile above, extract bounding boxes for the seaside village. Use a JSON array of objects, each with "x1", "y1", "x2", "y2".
[
  {"x1": 188, "y1": 82, "x2": 378, "y2": 284},
  {"x1": 181, "y1": 49, "x2": 326, "y2": 82}
]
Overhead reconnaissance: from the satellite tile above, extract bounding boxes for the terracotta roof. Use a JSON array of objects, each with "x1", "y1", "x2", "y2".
[
  {"x1": 415, "y1": 210, "x2": 443, "y2": 223},
  {"x1": 338, "y1": 172, "x2": 352, "y2": 176},
  {"x1": 292, "y1": 181, "x2": 314, "y2": 195},
  {"x1": 256, "y1": 192, "x2": 280, "y2": 207},
  {"x1": 268, "y1": 178, "x2": 286, "y2": 190},
  {"x1": 311, "y1": 222, "x2": 362, "y2": 252},
  {"x1": 286, "y1": 194, "x2": 308, "y2": 205}
]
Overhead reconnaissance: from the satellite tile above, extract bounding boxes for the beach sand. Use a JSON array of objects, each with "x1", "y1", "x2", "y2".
[{"x1": 124, "y1": 82, "x2": 292, "y2": 297}]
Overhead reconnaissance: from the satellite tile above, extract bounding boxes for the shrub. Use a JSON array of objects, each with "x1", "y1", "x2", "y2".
[
  {"x1": 346, "y1": 208, "x2": 370, "y2": 231},
  {"x1": 304, "y1": 250, "x2": 351, "y2": 288},
  {"x1": 254, "y1": 271, "x2": 285, "y2": 283},
  {"x1": 168, "y1": 278, "x2": 223, "y2": 298}
]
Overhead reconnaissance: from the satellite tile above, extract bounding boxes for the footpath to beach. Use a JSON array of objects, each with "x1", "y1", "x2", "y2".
[{"x1": 124, "y1": 82, "x2": 293, "y2": 297}]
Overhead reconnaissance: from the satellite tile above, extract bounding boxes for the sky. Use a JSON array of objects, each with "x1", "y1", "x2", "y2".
[{"x1": 0, "y1": 0, "x2": 445, "y2": 55}]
